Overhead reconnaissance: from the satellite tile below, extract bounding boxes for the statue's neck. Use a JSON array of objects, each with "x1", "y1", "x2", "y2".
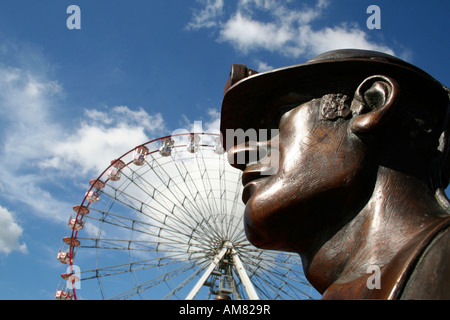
[{"x1": 303, "y1": 166, "x2": 447, "y2": 296}]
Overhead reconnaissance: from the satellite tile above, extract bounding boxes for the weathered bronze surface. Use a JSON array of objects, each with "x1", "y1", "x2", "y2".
[{"x1": 220, "y1": 49, "x2": 450, "y2": 299}]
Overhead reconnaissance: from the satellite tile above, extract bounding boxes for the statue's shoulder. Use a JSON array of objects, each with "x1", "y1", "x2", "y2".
[
  {"x1": 321, "y1": 217, "x2": 450, "y2": 300},
  {"x1": 365, "y1": 216, "x2": 450, "y2": 299},
  {"x1": 399, "y1": 219, "x2": 450, "y2": 299}
]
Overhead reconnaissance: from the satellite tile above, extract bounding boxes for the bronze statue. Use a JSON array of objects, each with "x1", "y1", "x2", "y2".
[{"x1": 220, "y1": 49, "x2": 450, "y2": 299}]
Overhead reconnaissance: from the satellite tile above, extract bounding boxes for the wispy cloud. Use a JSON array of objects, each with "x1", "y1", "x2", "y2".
[
  {"x1": 178, "y1": 107, "x2": 221, "y2": 135},
  {"x1": 187, "y1": 0, "x2": 395, "y2": 61},
  {"x1": 186, "y1": 0, "x2": 224, "y2": 30},
  {"x1": 43, "y1": 106, "x2": 166, "y2": 175},
  {"x1": 0, "y1": 61, "x2": 69, "y2": 224},
  {"x1": 0, "y1": 205, "x2": 27, "y2": 255}
]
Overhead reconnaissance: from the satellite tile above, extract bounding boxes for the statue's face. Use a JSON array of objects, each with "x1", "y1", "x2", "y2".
[{"x1": 233, "y1": 97, "x2": 371, "y2": 252}]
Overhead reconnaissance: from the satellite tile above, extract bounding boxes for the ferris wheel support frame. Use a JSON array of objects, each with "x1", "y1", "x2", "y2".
[
  {"x1": 231, "y1": 247, "x2": 260, "y2": 300},
  {"x1": 185, "y1": 241, "x2": 259, "y2": 300}
]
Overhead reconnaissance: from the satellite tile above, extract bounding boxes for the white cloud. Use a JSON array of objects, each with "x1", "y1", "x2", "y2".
[
  {"x1": 204, "y1": 108, "x2": 221, "y2": 133},
  {"x1": 255, "y1": 61, "x2": 274, "y2": 72},
  {"x1": 186, "y1": 0, "x2": 224, "y2": 30},
  {"x1": 0, "y1": 63, "x2": 71, "y2": 222},
  {"x1": 220, "y1": 12, "x2": 294, "y2": 54},
  {"x1": 298, "y1": 24, "x2": 394, "y2": 56},
  {"x1": 0, "y1": 205, "x2": 27, "y2": 255},
  {"x1": 188, "y1": 0, "x2": 396, "y2": 60},
  {"x1": 45, "y1": 107, "x2": 166, "y2": 175},
  {"x1": 177, "y1": 107, "x2": 221, "y2": 135},
  {"x1": 0, "y1": 43, "x2": 168, "y2": 229}
]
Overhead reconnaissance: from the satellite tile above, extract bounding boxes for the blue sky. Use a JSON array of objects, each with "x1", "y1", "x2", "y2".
[{"x1": 0, "y1": 0, "x2": 448, "y2": 300}]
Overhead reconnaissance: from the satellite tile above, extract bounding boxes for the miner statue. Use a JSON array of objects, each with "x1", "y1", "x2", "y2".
[{"x1": 220, "y1": 49, "x2": 450, "y2": 299}]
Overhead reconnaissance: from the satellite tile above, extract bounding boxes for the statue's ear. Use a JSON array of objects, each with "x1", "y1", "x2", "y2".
[{"x1": 349, "y1": 75, "x2": 400, "y2": 134}]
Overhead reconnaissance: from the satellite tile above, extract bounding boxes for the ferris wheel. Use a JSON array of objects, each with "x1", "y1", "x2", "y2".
[{"x1": 55, "y1": 132, "x2": 318, "y2": 300}]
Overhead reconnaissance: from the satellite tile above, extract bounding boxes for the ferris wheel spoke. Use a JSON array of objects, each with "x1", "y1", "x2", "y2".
[
  {"x1": 109, "y1": 262, "x2": 198, "y2": 300},
  {"x1": 247, "y1": 255, "x2": 304, "y2": 275},
  {"x1": 225, "y1": 175, "x2": 245, "y2": 240},
  {"x1": 235, "y1": 250, "x2": 312, "y2": 299},
  {"x1": 191, "y1": 149, "x2": 225, "y2": 235},
  {"x1": 228, "y1": 231, "x2": 251, "y2": 249},
  {"x1": 162, "y1": 264, "x2": 206, "y2": 300},
  {"x1": 211, "y1": 151, "x2": 228, "y2": 239},
  {"x1": 248, "y1": 262, "x2": 312, "y2": 299},
  {"x1": 245, "y1": 277, "x2": 278, "y2": 299},
  {"x1": 120, "y1": 162, "x2": 208, "y2": 229},
  {"x1": 96, "y1": 189, "x2": 218, "y2": 246},
  {"x1": 84, "y1": 208, "x2": 205, "y2": 246},
  {"x1": 147, "y1": 149, "x2": 216, "y2": 221},
  {"x1": 259, "y1": 258, "x2": 306, "y2": 281},
  {"x1": 78, "y1": 253, "x2": 193, "y2": 280},
  {"x1": 250, "y1": 264, "x2": 305, "y2": 288},
  {"x1": 170, "y1": 147, "x2": 218, "y2": 213},
  {"x1": 108, "y1": 164, "x2": 226, "y2": 244},
  {"x1": 179, "y1": 153, "x2": 243, "y2": 242},
  {"x1": 238, "y1": 249, "x2": 303, "y2": 271},
  {"x1": 244, "y1": 256, "x2": 306, "y2": 285},
  {"x1": 100, "y1": 183, "x2": 199, "y2": 234},
  {"x1": 248, "y1": 268, "x2": 297, "y2": 299},
  {"x1": 77, "y1": 237, "x2": 190, "y2": 253},
  {"x1": 77, "y1": 220, "x2": 218, "y2": 255},
  {"x1": 82, "y1": 205, "x2": 225, "y2": 255},
  {"x1": 218, "y1": 154, "x2": 232, "y2": 237},
  {"x1": 161, "y1": 148, "x2": 228, "y2": 239}
]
